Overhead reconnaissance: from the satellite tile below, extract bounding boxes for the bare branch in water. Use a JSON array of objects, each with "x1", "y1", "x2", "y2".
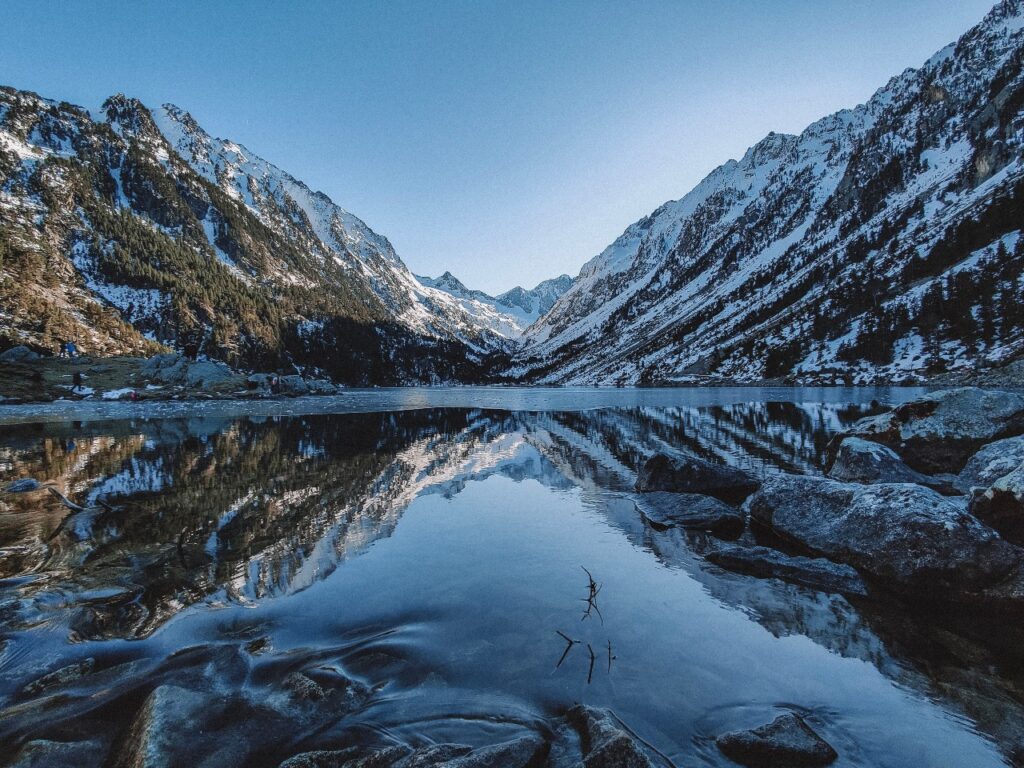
[
  {"x1": 580, "y1": 566, "x2": 604, "y2": 624},
  {"x1": 607, "y1": 639, "x2": 616, "y2": 673},
  {"x1": 556, "y1": 630, "x2": 579, "y2": 668},
  {"x1": 587, "y1": 643, "x2": 596, "y2": 684}
]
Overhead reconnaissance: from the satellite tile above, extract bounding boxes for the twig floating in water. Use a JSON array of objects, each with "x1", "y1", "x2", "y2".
[
  {"x1": 556, "y1": 630, "x2": 579, "y2": 669},
  {"x1": 586, "y1": 643, "x2": 596, "y2": 684},
  {"x1": 607, "y1": 639, "x2": 616, "y2": 673},
  {"x1": 580, "y1": 566, "x2": 604, "y2": 624}
]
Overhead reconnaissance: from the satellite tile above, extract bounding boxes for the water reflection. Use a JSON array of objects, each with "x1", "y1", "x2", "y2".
[{"x1": 0, "y1": 398, "x2": 1021, "y2": 767}]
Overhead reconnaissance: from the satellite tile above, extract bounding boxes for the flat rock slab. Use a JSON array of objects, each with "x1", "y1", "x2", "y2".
[
  {"x1": 716, "y1": 713, "x2": 838, "y2": 767},
  {"x1": 635, "y1": 452, "x2": 760, "y2": 504},
  {"x1": 635, "y1": 492, "x2": 744, "y2": 537},
  {"x1": 706, "y1": 545, "x2": 868, "y2": 597}
]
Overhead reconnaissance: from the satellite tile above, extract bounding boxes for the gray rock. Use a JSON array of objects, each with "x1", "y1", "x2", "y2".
[
  {"x1": 706, "y1": 545, "x2": 868, "y2": 597},
  {"x1": 635, "y1": 452, "x2": 760, "y2": 504},
  {"x1": 827, "y1": 388, "x2": 1024, "y2": 475},
  {"x1": 394, "y1": 744, "x2": 473, "y2": 767},
  {"x1": 185, "y1": 360, "x2": 235, "y2": 389},
  {"x1": 635, "y1": 492, "x2": 743, "y2": 537},
  {"x1": 567, "y1": 705, "x2": 659, "y2": 768},
  {"x1": 279, "y1": 375, "x2": 310, "y2": 395},
  {"x1": 438, "y1": 735, "x2": 544, "y2": 767},
  {"x1": 748, "y1": 475, "x2": 1022, "y2": 597},
  {"x1": 21, "y1": 657, "x2": 95, "y2": 696},
  {"x1": 970, "y1": 462, "x2": 1024, "y2": 546},
  {"x1": 306, "y1": 378, "x2": 339, "y2": 395},
  {"x1": 827, "y1": 437, "x2": 957, "y2": 494},
  {"x1": 0, "y1": 345, "x2": 40, "y2": 362},
  {"x1": 8, "y1": 739, "x2": 107, "y2": 768},
  {"x1": 278, "y1": 746, "x2": 411, "y2": 768},
  {"x1": 139, "y1": 353, "x2": 188, "y2": 385},
  {"x1": 5, "y1": 478, "x2": 41, "y2": 493},
  {"x1": 957, "y1": 435, "x2": 1024, "y2": 493},
  {"x1": 716, "y1": 712, "x2": 837, "y2": 767}
]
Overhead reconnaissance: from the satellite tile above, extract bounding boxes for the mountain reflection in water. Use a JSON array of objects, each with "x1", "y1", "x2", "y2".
[{"x1": 0, "y1": 396, "x2": 1021, "y2": 767}]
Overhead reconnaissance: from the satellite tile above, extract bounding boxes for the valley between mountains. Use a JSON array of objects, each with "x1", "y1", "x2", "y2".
[{"x1": 2, "y1": 0, "x2": 1024, "y2": 387}]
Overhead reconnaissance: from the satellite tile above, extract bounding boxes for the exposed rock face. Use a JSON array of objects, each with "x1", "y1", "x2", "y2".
[
  {"x1": 8, "y1": 739, "x2": 107, "y2": 768},
  {"x1": 634, "y1": 492, "x2": 744, "y2": 537},
  {"x1": 716, "y1": 713, "x2": 837, "y2": 767},
  {"x1": 706, "y1": 545, "x2": 868, "y2": 597},
  {"x1": 827, "y1": 437, "x2": 956, "y2": 494},
  {"x1": 957, "y1": 436, "x2": 1024, "y2": 493},
  {"x1": 139, "y1": 353, "x2": 188, "y2": 385},
  {"x1": 970, "y1": 463, "x2": 1024, "y2": 546},
  {"x1": 635, "y1": 453, "x2": 760, "y2": 504},
  {"x1": 0, "y1": 346, "x2": 40, "y2": 363},
  {"x1": 747, "y1": 475, "x2": 1022, "y2": 597},
  {"x1": 829, "y1": 389, "x2": 1024, "y2": 475}
]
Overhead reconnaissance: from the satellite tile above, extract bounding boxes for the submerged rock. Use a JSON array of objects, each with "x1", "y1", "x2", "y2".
[
  {"x1": 706, "y1": 545, "x2": 868, "y2": 597},
  {"x1": 567, "y1": 705, "x2": 660, "y2": 767},
  {"x1": 827, "y1": 437, "x2": 957, "y2": 494},
  {"x1": 957, "y1": 436, "x2": 1024, "y2": 493},
  {"x1": 827, "y1": 388, "x2": 1024, "y2": 475},
  {"x1": 970, "y1": 462, "x2": 1024, "y2": 546},
  {"x1": 716, "y1": 712, "x2": 837, "y2": 767},
  {"x1": 635, "y1": 452, "x2": 760, "y2": 504},
  {"x1": 5, "y1": 478, "x2": 41, "y2": 493},
  {"x1": 8, "y1": 738, "x2": 107, "y2": 768},
  {"x1": 748, "y1": 475, "x2": 1022, "y2": 598},
  {"x1": 21, "y1": 658, "x2": 95, "y2": 696},
  {"x1": 635, "y1": 492, "x2": 744, "y2": 537}
]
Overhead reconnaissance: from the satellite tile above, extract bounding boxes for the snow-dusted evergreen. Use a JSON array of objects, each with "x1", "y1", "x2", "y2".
[{"x1": 514, "y1": 0, "x2": 1024, "y2": 384}]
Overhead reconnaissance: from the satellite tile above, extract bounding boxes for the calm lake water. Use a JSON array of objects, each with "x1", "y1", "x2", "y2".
[{"x1": 1, "y1": 388, "x2": 1021, "y2": 767}]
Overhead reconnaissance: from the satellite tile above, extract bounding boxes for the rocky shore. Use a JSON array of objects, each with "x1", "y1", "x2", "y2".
[{"x1": 0, "y1": 349, "x2": 343, "y2": 403}]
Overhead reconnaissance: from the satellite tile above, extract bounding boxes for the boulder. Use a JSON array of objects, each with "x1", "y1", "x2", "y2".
[
  {"x1": 139, "y1": 353, "x2": 188, "y2": 385},
  {"x1": 705, "y1": 545, "x2": 868, "y2": 597},
  {"x1": 438, "y1": 735, "x2": 545, "y2": 767},
  {"x1": 21, "y1": 658, "x2": 95, "y2": 696},
  {"x1": 0, "y1": 345, "x2": 40, "y2": 363},
  {"x1": 635, "y1": 492, "x2": 743, "y2": 537},
  {"x1": 306, "y1": 378, "x2": 339, "y2": 395},
  {"x1": 566, "y1": 705, "x2": 659, "y2": 768},
  {"x1": 185, "y1": 360, "x2": 235, "y2": 389},
  {"x1": 635, "y1": 452, "x2": 760, "y2": 504},
  {"x1": 5, "y1": 478, "x2": 41, "y2": 493},
  {"x1": 827, "y1": 388, "x2": 1024, "y2": 475},
  {"x1": 280, "y1": 375, "x2": 310, "y2": 395},
  {"x1": 827, "y1": 437, "x2": 957, "y2": 494},
  {"x1": 748, "y1": 475, "x2": 1022, "y2": 597},
  {"x1": 957, "y1": 435, "x2": 1024, "y2": 493},
  {"x1": 716, "y1": 713, "x2": 837, "y2": 767},
  {"x1": 970, "y1": 462, "x2": 1024, "y2": 546},
  {"x1": 279, "y1": 746, "x2": 411, "y2": 767}
]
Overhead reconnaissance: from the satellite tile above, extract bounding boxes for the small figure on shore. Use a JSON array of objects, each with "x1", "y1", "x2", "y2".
[
  {"x1": 61, "y1": 340, "x2": 78, "y2": 359},
  {"x1": 71, "y1": 370, "x2": 83, "y2": 394}
]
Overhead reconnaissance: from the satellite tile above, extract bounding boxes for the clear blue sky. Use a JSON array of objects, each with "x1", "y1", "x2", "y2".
[{"x1": 2, "y1": 0, "x2": 996, "y2": 294}]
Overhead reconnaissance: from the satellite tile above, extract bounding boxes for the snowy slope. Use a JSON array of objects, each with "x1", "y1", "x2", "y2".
[
  {"x1": 517, "y1": 0, "x2": 1024, "y2": 384},
  {"x1": 416, "y1": 271, "x2": 573, "y2": 337}
]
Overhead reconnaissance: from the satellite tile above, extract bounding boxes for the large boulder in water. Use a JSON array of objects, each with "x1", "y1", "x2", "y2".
[
  {"x1": 566, "y1": 705, "x2": 661, "y2": 768},
  {"x1": 747, "y1": 475, "x2": 1022, "y2": 598},
  {"x1": 970, "y1": 462, "x2": 1024, "y2": 547},
  {"x1": 716, "y1": 712, "x2": 837, "y2": 767},
  {"x1": 635, "y1": 452, "x2": 760, "y2": 504},
  {"x1": 827, "y1": 388, "x2": 1024, "y2": 475},
  {"x1": 827, "y1": 437, "x2": 957, "y2": 493},
  {"x1": 957, "y1": 435, "x2": 1024, "y2": 493},
  {"x1": 635, "y1": 492, "x2": 744, "y2": 537},
  {"x1": 0, "y1": 345, "x2": 40, "y2": 363}
]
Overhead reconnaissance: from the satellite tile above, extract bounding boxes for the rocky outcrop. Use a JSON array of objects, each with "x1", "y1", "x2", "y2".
[
  {"x1": 635, "y1": 453, "x2": 760, "y2": 504},
  {"x1": 827, "y1": 437, "x2": 957, "y2": 494},
  {"x1": 828, "y1": 389, "x2": 1024, "y2": 475},
  {"x1": 634, "y1": 492, "x2": 744, "y2": 537},
  {"x1": 705, "y1": 545, "x2": 868, "y2": 597},
  {"x1": 566, "y1": 705, "x2": 662, "y2": 768},
  {"x1": 748, "y1": 475, "x2": 1023, "y2": 599},
  {"x1": 184, "y1": 360, "x2": 236, "y2": 389},
  {"x1": 716, "y1": 713, "x2": 837, "y2": 767},
  {"x1": 957, "y1": 436, "x2": 1024, "y2": 493},
  {"x1": 279, "y1": 736, "x2": 543, "y2": 768}
]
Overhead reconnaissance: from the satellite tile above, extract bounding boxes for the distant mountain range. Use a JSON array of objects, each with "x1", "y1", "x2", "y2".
[{"x1": 2, "y1": 0, "x2": 1023, "y2": 384}]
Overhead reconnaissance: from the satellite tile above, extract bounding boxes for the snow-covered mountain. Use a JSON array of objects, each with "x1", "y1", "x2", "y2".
[
  {"x1": 0, "y1": 89, "x2": 516, "y2": 382},
  {"x1": 416, "y1": 271, "x2": 573, "y2": 336},
  {"x1": 515, "y1": 0, "x2": 1024, "y2": 384}
]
